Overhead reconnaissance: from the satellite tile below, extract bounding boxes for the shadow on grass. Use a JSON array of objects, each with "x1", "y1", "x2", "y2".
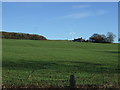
[
  {"x1": 2, "y1": 59, "x2": 119, "y2": 74},
  {"x1": 112, "y1": 51, "x2": 120, "y2": 54},
  {"x1": 100, "y1": 50, "x2": 120, "y2": 54}
]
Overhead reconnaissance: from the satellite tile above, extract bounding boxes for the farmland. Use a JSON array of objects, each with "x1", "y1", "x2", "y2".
[{"x1": 2, "y1": 39, "x2": 119, "y2": 87}]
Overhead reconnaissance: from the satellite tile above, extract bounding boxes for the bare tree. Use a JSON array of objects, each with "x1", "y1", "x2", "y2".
[{"x1": 106, "y1": 32, "x2": 116, "y2": 43}]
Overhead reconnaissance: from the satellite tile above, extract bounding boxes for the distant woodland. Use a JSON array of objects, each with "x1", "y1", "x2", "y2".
[
  {"x1": 0, "y1": 31, "x2": 115, "y2": 43},
  {"x1": 0, "y1": 31, "x2": 47, "y2": 40}
]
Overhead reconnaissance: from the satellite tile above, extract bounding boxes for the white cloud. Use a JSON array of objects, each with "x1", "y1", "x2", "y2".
[
  {"x1": 59, "y1": 12, "x2": 93, "y2": 19},
  {"x1": 57, "y1": 10, "x2": 108, "y2": 19},
  {"x1": 73, "y1": 5, "x2": 91, "y2": 8},
  {"x1": 96, "y1": 10, "x2": 108, "y2": 15}
]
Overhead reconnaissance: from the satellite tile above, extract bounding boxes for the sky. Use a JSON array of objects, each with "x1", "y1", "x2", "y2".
[
  {"x1": 2, "y1": 0, "x2": 120, "y2": 2},
  {"x1": 2, "y1": 2, "x2": 118, "y2": 42}
]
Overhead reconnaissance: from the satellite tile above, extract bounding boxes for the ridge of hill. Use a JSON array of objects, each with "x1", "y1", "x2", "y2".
[{"x1": 0, "y1": 31, "x2": 47, "y2": 40}]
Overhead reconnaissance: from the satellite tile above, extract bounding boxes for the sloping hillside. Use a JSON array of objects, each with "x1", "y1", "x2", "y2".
[{"x1": 2, "y1": 39, "x2": 119, "y2": 87}]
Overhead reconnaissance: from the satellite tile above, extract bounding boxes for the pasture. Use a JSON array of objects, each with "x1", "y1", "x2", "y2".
[{"x1": 2, "y1": 39, "x2": 119, "y2": 87}]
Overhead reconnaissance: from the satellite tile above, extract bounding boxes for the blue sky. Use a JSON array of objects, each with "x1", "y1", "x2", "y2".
[{"x1": 2, "y1": 2, "x2": 118, "y2": 42}]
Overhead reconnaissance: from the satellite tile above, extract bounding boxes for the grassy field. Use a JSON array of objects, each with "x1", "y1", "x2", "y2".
[{"x1": 2, "y1": 39, "x2": 119, "y2": 87}]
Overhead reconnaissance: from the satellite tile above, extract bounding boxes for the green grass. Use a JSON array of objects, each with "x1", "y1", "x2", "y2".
[{"x1": 2, "y1": 39, "x2": 119, "y2": 87}]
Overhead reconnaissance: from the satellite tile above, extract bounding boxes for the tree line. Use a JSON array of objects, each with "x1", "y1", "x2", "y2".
[
  {"x1": 73, "y1": 32, "x2": 116, "y2": 43},
  {"x1": 0, "y1": 31, "x2": 47, "y2": 40},
  {"x1": 0, "y1": 31, "x2": 116, "y2": 43}
]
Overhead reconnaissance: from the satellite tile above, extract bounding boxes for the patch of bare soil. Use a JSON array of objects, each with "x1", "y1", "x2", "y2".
[{"x1": 2, "y1": 84, "x2": 120, "y2": 90}]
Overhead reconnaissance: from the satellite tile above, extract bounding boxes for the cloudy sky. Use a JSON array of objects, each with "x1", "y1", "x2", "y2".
[{"x1": 2, "y1": 2, "x2": 118, "y2": 42}]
